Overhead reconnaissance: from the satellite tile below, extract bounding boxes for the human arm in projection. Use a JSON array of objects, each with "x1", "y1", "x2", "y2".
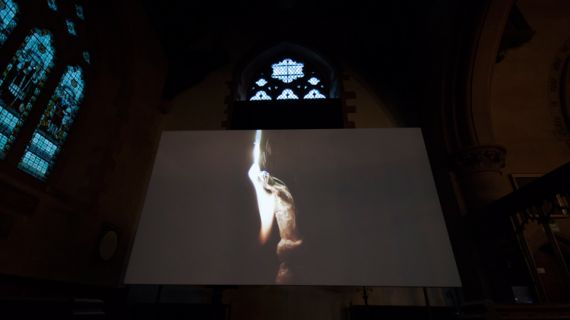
[{"x1": 248, "y1": 130, "x2": 303, "y2": 284}]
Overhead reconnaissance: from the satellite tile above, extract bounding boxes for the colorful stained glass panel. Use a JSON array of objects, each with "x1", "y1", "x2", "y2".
[
  {"x1": 0, "y1": 29, "x2": 55, "y2": 158},
  {"x1": 19, "y1": 146, "x2": 50, "y2": 178},
  {"x1": 0, "y1": 0, "x2": 18, "y2": 46},
  {"x1": 19, "y1": 66, "x2": 85, "y2": 179}
]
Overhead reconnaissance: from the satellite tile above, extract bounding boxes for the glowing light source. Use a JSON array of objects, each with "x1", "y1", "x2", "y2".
[
  {"x1": 248, "y1": 130, "x2": 276, "y2": 244},
  {"x1": 255, "y1": 78, "x2": 267, "y2": 86},
  {"x1": 253, "y1": 129, "x2": 261, "y2": 165}
]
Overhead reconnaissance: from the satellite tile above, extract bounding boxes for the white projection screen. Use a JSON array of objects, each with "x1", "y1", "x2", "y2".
[{"x1": 125, "y1": 129, "x2": 461, "y2": 287}]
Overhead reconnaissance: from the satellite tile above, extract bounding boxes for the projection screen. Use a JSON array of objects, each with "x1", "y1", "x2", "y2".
[{"x1": 125, "y1": 129, "x2": 461, "y2": 287}]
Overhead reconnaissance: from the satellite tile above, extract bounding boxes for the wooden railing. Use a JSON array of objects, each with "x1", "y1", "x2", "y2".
[
  {"x1": 486, "y1": 162, "x2": 570, "y2": 220},
  {"x1": 481, "y1": 162, "x2": 570, "y2": 303}
]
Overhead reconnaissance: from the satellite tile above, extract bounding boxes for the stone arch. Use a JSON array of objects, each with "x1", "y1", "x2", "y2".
[{"x1": 447, "y1": 0, "x2": 515, "y2": 152}]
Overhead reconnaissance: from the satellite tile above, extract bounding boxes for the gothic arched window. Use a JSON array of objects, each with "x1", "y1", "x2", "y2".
[
  {"x1": 0, "y1": 29, "x2": 55, "y2": 158},
  {"x1": 231, "y1": 43, "x2": 343, "y2": 129},
  {"x1": 18, "y1": 66, "x2": 84, "y2": 179},
  {"x1": 0, "y1": 0, "x2": 19, "y2": 46},
  {"x1": 249, "y1": 58, "x2": 329, "y2": 101}
]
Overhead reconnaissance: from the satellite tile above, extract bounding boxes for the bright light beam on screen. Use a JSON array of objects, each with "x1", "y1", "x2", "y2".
[
  {"x1": 253, "y1": 129, "x2": 261, "y2": 165},
  {"x1": 248, "y1": 130, "x2": 275, "y2": 244},
  {"x1": 247, "y1": 130, "x2": 304, "y2": 283}
]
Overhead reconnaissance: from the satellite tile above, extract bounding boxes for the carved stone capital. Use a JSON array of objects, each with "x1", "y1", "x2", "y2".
[{"x1": 453, "y1": 145, "x2": 507, "y2": 174}]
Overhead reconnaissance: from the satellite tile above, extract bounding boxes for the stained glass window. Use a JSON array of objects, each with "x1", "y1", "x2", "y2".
[
  {"x1": 82, "y1": 51, "x2": 90, "y2": 64},
  {"x1": 19, "y1": 134, "x2": 53, "y2": 177},
  {"x1": 307, "y1": 77, "x2": 320, "y2": 85},
  {"x1": 75, "y1": 4, "x2": 84, "y2": 20},
  {"x1": 276, "y1": 89, "x2": 298, "y2": 100},
  {"x1": 0, "y1": 29, "x2": 55, "y2": 158},
  {"x1": 18, "y1": 66, "x2": 85, "y2": 179},
  {"x1": 66, "y1": 20, "x2": 76, "y2": 36},
  {"x1": 0, "y1": 0, "x2": 18, "y2": 46},
  {"x1": 47, "y1": 0, "x2": 57, "y2": 11},
  {"x1": 272, "y1": 59, "x2": 304, "y2": 83},
  {"x1": 304, "y1": 89, "x2": 326, "y2": 99},
  {"x1": 250, "y1": 91, "x2": 271, "y2": 101},
  {"x1": 247, "y1": 58, "x2": 330, "y2": 101}
]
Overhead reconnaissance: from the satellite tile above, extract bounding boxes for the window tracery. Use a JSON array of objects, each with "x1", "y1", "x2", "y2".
[{"x1": 248, "y1": 57, "x2": 329, "y2": 101}]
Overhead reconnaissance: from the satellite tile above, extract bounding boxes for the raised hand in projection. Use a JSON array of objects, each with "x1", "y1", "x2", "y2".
[{"x1": 248, "y1": 130, "x2": 303, "y2": 284}]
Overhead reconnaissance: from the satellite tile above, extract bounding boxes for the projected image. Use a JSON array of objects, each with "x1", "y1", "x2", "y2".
[
  {"x1": 126, "y1": 129, "x2": 461, "y2": 287},
  {"x1": 248, "y1": 130, "x2": 303, "y2": 284}
]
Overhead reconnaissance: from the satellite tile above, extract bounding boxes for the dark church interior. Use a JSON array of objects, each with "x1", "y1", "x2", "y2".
[{"x1": 1, "y1": 0, "x2": 570, "y2": 319}]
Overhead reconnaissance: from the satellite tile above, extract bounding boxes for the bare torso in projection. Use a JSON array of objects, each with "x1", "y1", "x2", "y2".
[{"x1": 248, "y1": 131, "x2": 303, "y2": 284}]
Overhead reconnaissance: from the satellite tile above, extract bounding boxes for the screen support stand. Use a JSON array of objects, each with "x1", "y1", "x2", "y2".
[
  {"x1": 361, "y1": 286, "x2": 369, "y2": 306},
  {"x1": 422, "y1": 287, "x2": 433, "y2": 320}
]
